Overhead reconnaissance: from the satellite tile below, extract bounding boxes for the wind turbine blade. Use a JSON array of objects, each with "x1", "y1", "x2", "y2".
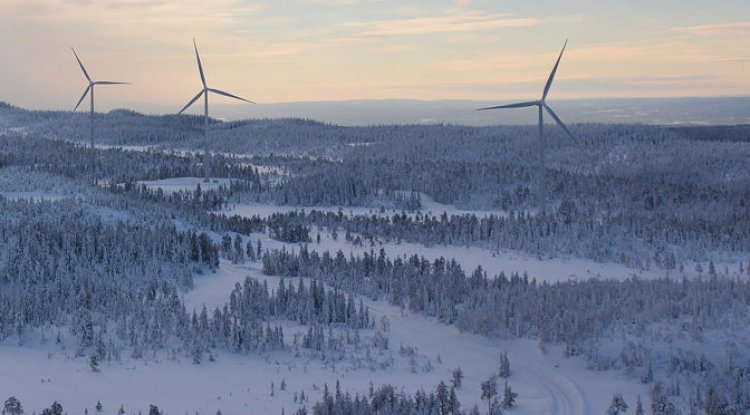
[
  {"x1": 208, "y1": 88, "x2": 255, "y2": 104},
  {"x1": 544, "y1": 104, "x2": 575, "y2": 139},
  {"x1": 74, "y1": 85, "x2": 91, "y2": 112},
  {"x1": 477, "y1": 101, "x2": 538, "y2": 111},
  {"x1": 193, "y1": 39, "x2": 207, "y2": 88},
  {"x1": 71, "y1": 48, "x2": 92, "y2": 82},
  {"x1": 542, "y1": 39, "x2": 568, "y2": 101},
  {"x1": 94, "y1": 81, "x2": 131, "y2": 85},
  {"x1": 178, "y1": 90, "x2": 205, "y2": 115}
]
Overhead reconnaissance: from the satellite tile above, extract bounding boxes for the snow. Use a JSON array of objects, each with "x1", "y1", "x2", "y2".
[
  {"x1": 220, "y1": 207, "x2": 670, "y2": 284},
  {"x1": 94, "y1": 143, "x2": 155, "y2": 153},
  {"x1": 2, "y1": 254, "x2": 650, "y2": 415},
  {"x1": 221, "y1": 190, "x2": 509, "y2": 221},
  {"x1": 410, "y1": 192, "x2": 509, "y2": 218},
  {"x1": 137, "y1": 177, "x2": 235, "y2": 194},
  {"x1": 0, "y1": 191, "x2": 71, "y2": 202},
  {"x1": 221, "y1": 197, "x2": 741, "y2": 284},
  {"x1": 0, "y1": 144, "x2": 743, "y2": 415},
  {"x1": 0, "y1": 192, "x2": 734, "y2": 415}
]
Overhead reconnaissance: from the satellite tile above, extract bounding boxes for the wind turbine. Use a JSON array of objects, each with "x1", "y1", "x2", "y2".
[
  {"x1": 72, "y1": 48, "x2": 129, "y2": 149},
  {"x1": 178, "y1": 39, "x2": 255, "y2": 182},
  {"x1": 478, "y1": 40, "x2": 575, "y2": 213}
]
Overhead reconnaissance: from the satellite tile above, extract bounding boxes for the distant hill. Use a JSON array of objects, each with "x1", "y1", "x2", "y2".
[
  {"x1": 2, "y1": 97, "x2": 749, "y2": 127},
  {"x1": 203, "y1": 96, "x2": 750, "y2": 126}
]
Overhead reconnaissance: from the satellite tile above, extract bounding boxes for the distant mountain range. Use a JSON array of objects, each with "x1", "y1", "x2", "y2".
[{"x1": 196, "y1": 97, "x2": 750, "y2": 126}]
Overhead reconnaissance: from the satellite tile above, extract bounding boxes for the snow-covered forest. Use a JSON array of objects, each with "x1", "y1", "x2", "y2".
[{"x1": 1, "y1": 102, "x2": 749, "y2": 414}]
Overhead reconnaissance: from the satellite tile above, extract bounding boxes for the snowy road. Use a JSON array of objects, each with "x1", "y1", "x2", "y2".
[
  {"x1": 514, "y1": 360, "x2": 588, "y2": 415},
  {"x1": 363, "y1": 296, "x2": 589, "y2": 414}
]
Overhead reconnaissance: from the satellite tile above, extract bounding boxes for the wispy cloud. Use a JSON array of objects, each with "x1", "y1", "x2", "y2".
[
  {"x1": 337, "y1": 12, "x2": 539, "y2": 39},
  {"x1": 669, "y1": 21, "x2": 750, "y2": 36}
]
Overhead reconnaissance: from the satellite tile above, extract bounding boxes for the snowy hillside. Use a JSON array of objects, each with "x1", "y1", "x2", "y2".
[{"x1": 1, "y1": 108, "x2": 749, "y2": 415}]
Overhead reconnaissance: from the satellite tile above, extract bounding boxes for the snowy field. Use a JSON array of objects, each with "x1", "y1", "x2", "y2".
[
  {"x1": 223, "y1": 199, "x2": 728, "y2": 284},
  {"x1": 137, "y1": 177, "x2": 235, "y2": 194},
  {"x1": 223, "y1": 191, "x2": 508, "y2": 221}
]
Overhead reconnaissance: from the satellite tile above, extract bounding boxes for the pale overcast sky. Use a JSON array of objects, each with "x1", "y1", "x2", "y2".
[{"x1": 0, "y1": 0, "x2": 748, "y2": 113}]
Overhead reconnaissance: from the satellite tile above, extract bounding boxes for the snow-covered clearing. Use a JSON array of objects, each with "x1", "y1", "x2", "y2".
[
  {"x1": 221, "y1": 206, "x2": 670, "y2": 284},
  {"x1": 137, "y1": 177, "x2": 235, "y2": 194},
  {"x1": 406, "y1": 192, "x2": 509, "y2": 219},
  {"x1": 223, "y1": 191, "x2": 508, "y2": 221},
  {"x1": 222, "y1": 199, "x2": 740, "y2": 283}
]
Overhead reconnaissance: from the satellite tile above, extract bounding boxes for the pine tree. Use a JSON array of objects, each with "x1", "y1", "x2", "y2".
[
  {"x1": 651, "y1": 383, "x2": 677, "y2": 415},
  {"x1": 501, "y1": 381, "x2": 517, "y2": 409},
  {"x1": 606, "y1": 394, "x2": 628, "y2": 415},
  {"x1": 641, "y1": 361, "x2": 653, "y2": 384},
  {"x1": 498, "y1": 352, "x2": 511, "y2": 378},
  {"x1": 449, "y1": 387, "x2": 460, "y2": 415},
  {"x1": 95, "y1": 400, "x2": 102, "y2": 412},
  {"x1": 705, "y1": 387, "x2": 728, "y2": 415},
  {"x1": 89, "y1": 353, "x2": 100, "y2": 372},
  {"x1": 247, "y1": 241, "x2": 256, "y2": 261},
  {"x1": 233, "y1": 235, "x2": 245, "y2": 263},
  {"x1": 41, "y1": 401, "x2": 63, "y2": 415},
  {"x1": 436, "y1": 381, "x2": 449, "y2": 415},
  {"x1": 2, "y1": 397, "x2": 23, "y2": 415},
  {"x1": 451, "y1": 367, "x2": 463, "y2": 389},
  {"x1": 635, "y1": 395, "x2": 645, "y2": 415},
  {"x1": 192, "y1": 344, "x2": 203, "y2": 365},
  {"x1": 481, "y1": 376, "x2": 498, "y2": 415}
]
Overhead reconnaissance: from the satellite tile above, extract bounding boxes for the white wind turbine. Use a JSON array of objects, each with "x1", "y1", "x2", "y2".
[
  {"x1": 178, "y1": 39, "x2": 255, "y2": 182},
  {"x1": 478, "y1": 40, "x2": 575, "y2": 213},
  {"x1": 72, "y1": 48, "x2": 130, "y2": 149}
]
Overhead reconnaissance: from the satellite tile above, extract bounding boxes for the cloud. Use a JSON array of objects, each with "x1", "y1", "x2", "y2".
[
  {"x1": 2, "y1": 0, "x2": 263, "y2": 30},
  {"x1": 669, "y1": 21, "x2": 750, "y2": 36},
  {"x1": 336, "y1": 12, "x2": 539, "y2": 39}
]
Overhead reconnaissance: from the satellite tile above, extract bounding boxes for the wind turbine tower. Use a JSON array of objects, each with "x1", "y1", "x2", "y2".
[
  {"x1": 478, "y1": 40, "x2": 575, "y2": 213},
  {"x1": 72, "y1": 48, "x2": 129, "y2": 149},
  {"x1": 178, "y1": 39, "x2": 255, "y2": 182}
]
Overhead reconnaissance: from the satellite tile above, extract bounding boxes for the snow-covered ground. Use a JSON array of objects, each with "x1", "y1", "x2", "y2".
[
  {"x1": 223, "y1": 191, "x2": 508, "y2": 221},
  {"x1": 222, "y1": 196, "x2": 742, "y2": 283},
  {"x1": 1, "y1": 178, "x2": 742, "y2": 414},
  {"x1": 0, "y1": 195, "x2": 658, "y2": 414},
  {"x1": 1, "y1": 254, "x2": 649, "y2": 415},
  {"x1": 137, "y1": 177, "x2": 235, "y2": 194}
]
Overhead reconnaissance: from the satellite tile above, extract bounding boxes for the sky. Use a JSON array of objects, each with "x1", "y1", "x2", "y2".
[{"x1": 0, "y1": 0, "x2": 748, "y2": 114}]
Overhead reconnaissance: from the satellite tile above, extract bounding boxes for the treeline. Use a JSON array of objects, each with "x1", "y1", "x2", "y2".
[
  {"x1": 295, "y1": 382, "x2": 464, "y2": 415},
  {"x1": 0, "y1": 132, "x2": 268, "y2": 185},
  {"x1": 260, "y1": 246, "x2": 750, "y2": 349}
]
